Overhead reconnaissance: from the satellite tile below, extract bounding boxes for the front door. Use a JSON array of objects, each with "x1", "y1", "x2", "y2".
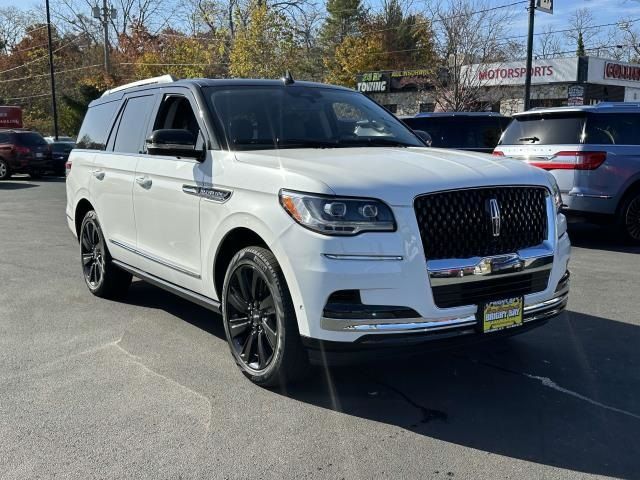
[{"x1": 132, "y1": 92, "x2": 205, "y2": 293}]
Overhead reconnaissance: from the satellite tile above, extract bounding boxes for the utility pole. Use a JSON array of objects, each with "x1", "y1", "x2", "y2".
[
  {"x1": 45, "y1": 0, "x2": 59, "y2": 140},
  {"x1": 93, "y1": 1, "x2": 116, "y2": 74},
  {"x1": 523, "y1": 0, "x2": 535, "y2": 111},
  {"x1": 524, "y1": 0, "x2": 553, "y2": 111}
]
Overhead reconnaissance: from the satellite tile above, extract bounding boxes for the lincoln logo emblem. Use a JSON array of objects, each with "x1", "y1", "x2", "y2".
[{"x1": 488, "y1": 198, "x2": 501, "y2": 237}]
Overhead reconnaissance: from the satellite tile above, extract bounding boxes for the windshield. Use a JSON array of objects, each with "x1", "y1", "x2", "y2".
[
  {"x1": 499, "y1": 113, "x2": 586, "y2": 145},
  {"x1": 404, "y1": 116, "x2": 508, "y2": 149},
  {"x1": 206, "y1": 86, "x2": 424, "y2": 151}
]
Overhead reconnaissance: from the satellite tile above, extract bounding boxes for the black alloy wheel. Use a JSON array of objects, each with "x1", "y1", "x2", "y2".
[
  {"x1": 79, "y1": 211, "x2": 132, "y2": 298},
  {"x1": 226, "y1": 264, "x2": 279, "y2": 371},
  {"x1": 81, "y1": 216, "x2": 106, "y2": 291},
  {"x1": 222, "y1": 247, "x2": 309, "y2": 386},
  {"x1": 623, "y1": 193, "x2": 640, "y2": 242}
]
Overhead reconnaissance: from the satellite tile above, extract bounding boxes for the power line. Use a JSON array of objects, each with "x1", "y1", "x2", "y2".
[
  {"x1": 0, "y1": 36, "x2": 82, "y2": 76},
  {"x1": 0, "y1": 64, "x2": 101, "y2": 84}
]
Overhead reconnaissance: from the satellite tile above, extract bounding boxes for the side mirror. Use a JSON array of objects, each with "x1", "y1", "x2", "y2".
[
  {"x1": 146, "y1": 129, "x2": 204, "y2": 160},
  {"x1": 414, "y1": 130, "x2": 432, "y2": 147}
]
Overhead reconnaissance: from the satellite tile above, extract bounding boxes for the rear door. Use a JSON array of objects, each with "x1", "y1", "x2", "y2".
[
  {"x1": 132, "y1": 90, "x2": 205, "y2": 293},
  {"x1": 92, "y1": 94, "x2": 156, "y2": 266}
]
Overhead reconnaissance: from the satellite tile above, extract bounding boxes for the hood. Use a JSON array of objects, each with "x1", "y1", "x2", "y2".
[{"x1": 236, "y1": 147, "x2": 553, "y2": 206}]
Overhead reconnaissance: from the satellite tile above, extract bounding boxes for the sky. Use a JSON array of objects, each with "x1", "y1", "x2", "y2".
[{"x1": 3, "y1": 0, "x2": 640, "y2": 37}]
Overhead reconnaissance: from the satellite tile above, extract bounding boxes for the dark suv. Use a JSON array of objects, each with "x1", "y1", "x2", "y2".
[
  {"x1": 0, "y1": 130, "x2": 52, "y2": 180},
  {"x1": 402, "y1": 112, "x2": 511, "y2": 153}
]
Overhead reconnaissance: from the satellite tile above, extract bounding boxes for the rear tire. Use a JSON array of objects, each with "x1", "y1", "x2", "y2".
[
  {"x1": 222, "y1": 246, "x2": 309, "y2": 387},
  {"x1": 618, "y1": 190, "x2": 640, "y2": 244},
  {"x1": 80, "y1": 210, "x2": 132, "y2": 298},
  {"x1": 0, "y1": 159, "x2": 10, "y2": 180}
]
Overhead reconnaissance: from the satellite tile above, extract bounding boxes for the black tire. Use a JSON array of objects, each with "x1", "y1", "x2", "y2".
[
  {"x1": 0, "y1": 158, "x2": 10, "y2": 180},
  {"x1": 222, "y1": 246, "x2": 309, "y2": 387},
  {"x1": 618, "y1": 190, "x2": 640, "y2": 243},
  {"x1": 79, "y1": 210, "x2": 132, "y2": 298}
]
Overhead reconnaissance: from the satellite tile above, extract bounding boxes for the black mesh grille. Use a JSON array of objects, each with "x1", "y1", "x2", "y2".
[
  {"x1": 414, "y1": 187, "x2": 548, "y2": 260},
  {"x1": 432, "y1": 270, "x2": 551, "y2": 308}
]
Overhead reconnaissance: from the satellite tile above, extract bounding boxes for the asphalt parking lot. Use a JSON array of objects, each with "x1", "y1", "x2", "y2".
[{"x1": 1, "y1": 177, "x2": 639, "y2": 480}]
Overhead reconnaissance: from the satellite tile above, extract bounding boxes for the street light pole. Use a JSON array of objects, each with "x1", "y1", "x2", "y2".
[
  {"x1": 523, "y1": 0, "x2": 536, "y2": 111},
  {"x1": 45, "y1": 0, "x2": 59, "y2": 140}
]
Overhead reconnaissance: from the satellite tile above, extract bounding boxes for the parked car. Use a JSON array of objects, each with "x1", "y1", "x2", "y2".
[
  {"x1": 402, "y1": 112, "x2": 511, "y2": 153},
  {"x1": 66, "y1": 75, "x2": 570, "y2": 386},
  {"x1": 50, "y1": 141, "x2": 74, "y2": 176},
  {"x1": 0, "y1": 129, "x2": 52, "y2": 180},
  {"x1": 494, "y1": 103, "x2": 640, "y2": 243}
]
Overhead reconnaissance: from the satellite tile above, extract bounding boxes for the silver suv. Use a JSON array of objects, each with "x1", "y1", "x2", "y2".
[{"x1": 494, "y1": 103, "x2": 640, "y2": 242}]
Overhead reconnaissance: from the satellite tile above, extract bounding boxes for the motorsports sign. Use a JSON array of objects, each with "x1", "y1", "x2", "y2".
[{"x1": 462, "y1": 58, "x2": 579, "y2": 86}]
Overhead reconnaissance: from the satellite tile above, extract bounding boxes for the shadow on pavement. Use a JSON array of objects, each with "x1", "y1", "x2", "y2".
[
  {"x1": 121, "y1": 281, "x2": 640, "y2": 479},
  {"x1": 568, "y1": 223, "x2": 640, "y2": 254},
  {"x1": 0, "y1": 181, "x2": 39, "y2": 190}
]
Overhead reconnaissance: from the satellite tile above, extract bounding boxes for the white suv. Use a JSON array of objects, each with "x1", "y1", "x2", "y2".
[{"x1": 66, "y1": 75, "x2": 571, "y2": 386}]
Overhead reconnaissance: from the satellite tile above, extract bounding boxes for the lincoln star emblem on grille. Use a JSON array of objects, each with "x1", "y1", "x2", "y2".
[{"x1": 488, "y1": 198, "x2": 501, "y2": 237}]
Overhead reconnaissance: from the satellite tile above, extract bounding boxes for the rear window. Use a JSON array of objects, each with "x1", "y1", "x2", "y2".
[
  {"x1": 403, "y1": 116, "x2": 505, "y2": 149},
  {"x1": 15, "y1": 132, "x2": 47, "y2": 146},
  {"x1": 52, "y1": 142, "x2": 74, "y2": 153},
  {"x1": 499, "y1": 113, "x2": 586, "y2": 145},
  {"x1": 76, "y1": 100, "x2": 119, "y2": 150}
]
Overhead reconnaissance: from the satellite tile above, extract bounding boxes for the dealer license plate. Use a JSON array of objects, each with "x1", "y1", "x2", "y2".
[
  {"x1": 35, "y1": 152, "x2": 43, "y2": 158},
  {"x1": 481, "y1": 297, "x2": 523, "y2": 333}
]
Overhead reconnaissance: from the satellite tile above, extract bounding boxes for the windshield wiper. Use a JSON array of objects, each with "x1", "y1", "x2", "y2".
[
  {"x1": 518, "y1": 136, "x2": 540, "y2": 143},
  {"x1": 340, "y1": 137, "x2": 414, "y2": 147},
  {"x1": 275, "y1": 138, "x2": 340, "y2": 149}
]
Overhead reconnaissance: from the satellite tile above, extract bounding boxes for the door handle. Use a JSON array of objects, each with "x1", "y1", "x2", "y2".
[
  {"x1": 135, "y1": 176, "x2": 152, "y2": 189},
  {"x1": 92, "y1": 169, "x2": 105, "y2": 180}
]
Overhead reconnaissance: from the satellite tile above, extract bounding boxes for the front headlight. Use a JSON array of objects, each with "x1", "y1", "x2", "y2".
[{"x1": 279, "y1": 190, "x2": 396, "y2": 235}]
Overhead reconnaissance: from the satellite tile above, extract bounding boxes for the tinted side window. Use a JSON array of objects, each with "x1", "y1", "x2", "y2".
[
  {"x1": 499, "y1": 114, "x2": 586, "y2": 145},
  {"x1": 76, "y1": 100, "x2": 118, "y2": 150},
  {"x1": 585, "y1": 113, "x2": 640, "y2": 145},
  {"x1": 0, "y1": 133, "x2": 9, "y2": 143},
  {"x1": 113, "y1": 95, "x2": 155, "y2": 154},
  {"x1": 153, "y1": 95, "x2": 200, "y2": 139}
]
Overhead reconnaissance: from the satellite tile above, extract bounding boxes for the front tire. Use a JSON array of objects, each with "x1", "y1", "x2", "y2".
[
  {"x1": 0, "y1": 159, "x2": 10, "y2": 180},
  {"x1": 80, "y1": 211, "x2": 132, "y2": 298},
  {"x1": 222, "y1": 247, "x2": 309, "y2": 387},
  {"x1": 618, "y1": 191, "x2": 640, "y2": 243}
]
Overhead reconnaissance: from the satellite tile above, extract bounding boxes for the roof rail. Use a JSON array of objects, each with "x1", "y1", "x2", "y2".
[
  {"x1": 594, "y1": 102, "x2": 640, "y2": 108},
  {"x1": 101, "y1": 75, "x2": 177, "y2": 97}
]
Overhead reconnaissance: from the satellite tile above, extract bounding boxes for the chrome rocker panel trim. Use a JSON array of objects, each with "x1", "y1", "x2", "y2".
[
  {"x1": 109, "y1": 239, "x2": 201, "y2": 279},
  {"x1": 320, "y1": 292, "x2": 568, "y2": 333}
]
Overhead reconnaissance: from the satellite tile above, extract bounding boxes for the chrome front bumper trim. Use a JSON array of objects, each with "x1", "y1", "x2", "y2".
[{"x1": 321, "y1": 292, "x2": 568, "y2": 333}]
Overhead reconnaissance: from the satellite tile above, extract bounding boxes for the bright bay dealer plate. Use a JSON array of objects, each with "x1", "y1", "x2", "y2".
[{"x1": 481, "y1": 297, "x2": 523, "y2": 333}]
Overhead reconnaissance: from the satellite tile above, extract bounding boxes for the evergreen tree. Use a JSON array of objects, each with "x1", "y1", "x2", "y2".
[{"x1": 576, "y1": 31, "x2": 586, "y2": 56}]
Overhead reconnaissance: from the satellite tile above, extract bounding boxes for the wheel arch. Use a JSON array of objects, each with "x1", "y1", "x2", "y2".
[
  {"x1": 213, "y1": 227, "x2": 269, "y2": 300},
  {"x1": 616, "y1": 176, "x2": 640, "y2": 216},
  {"x1": 74, "y1": 198, "x2": 95, "y2": 238}
]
